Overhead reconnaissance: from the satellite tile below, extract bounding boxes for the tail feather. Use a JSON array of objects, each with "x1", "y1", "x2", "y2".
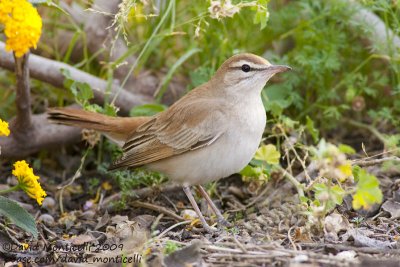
[
  {"x1": 48, "y1": 108, "x2": 118, "y2": 132},
  {"x1": 47, "y1": 108, "x2": 151, "y2": 143}
]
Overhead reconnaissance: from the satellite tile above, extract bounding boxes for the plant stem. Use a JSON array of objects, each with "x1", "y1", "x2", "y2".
[
  {"x1": 0, "y1": 185, "x2": 20, "y2": 195},
  {"x1": 278, "y1": 166, "x2": 305, "y2": 198},
  {"x1": 59, "y1": 149, "x2": 89, "y2": 214},
  {"x1": 344, "y1": 119, "x2": 386, "y2": 144},
  {"x1": 112, "y1": 0, "x2": 176, "y2": 105}
]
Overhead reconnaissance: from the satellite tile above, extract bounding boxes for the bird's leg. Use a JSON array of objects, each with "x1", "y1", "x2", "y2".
[
  {"x1": 196, "y1": 185, "x2": 231, "y2": 227},
  {"x1": 182, "y1": 186, "x2": 216, "y2": 232}
]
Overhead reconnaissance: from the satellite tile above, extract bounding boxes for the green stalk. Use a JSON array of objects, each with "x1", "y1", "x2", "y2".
[
  {"x1": 0, "y1": 185, "x2": 20, "y2": 195},
  {"x1": 111, "y1": 0, "x2": 176, "y2": 105},
  {"x1": 277, "y1": 166, "x2": 305, "y2": 198}
]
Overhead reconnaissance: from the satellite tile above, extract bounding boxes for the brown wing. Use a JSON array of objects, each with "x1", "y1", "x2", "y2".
[{"x1": 109, "y1": 99, "x2": 228, "y2": 170}]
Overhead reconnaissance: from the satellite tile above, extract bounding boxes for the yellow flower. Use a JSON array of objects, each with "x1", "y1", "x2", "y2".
[
  {"x1": 0, "y1": 0, "x2": 42, "y2": 57},
  {"x1": 338, "y1": 162, "x2": 352, "y2": 181},
  {"x1": 12, "y1": 160, "x2": 46, "y2": 205},
  {"x1": 0, "y1": 119, "x2": 10, "y2": 136},
  {"x1": 101, "y1": 181, "x2": 112, "y2": 191}
]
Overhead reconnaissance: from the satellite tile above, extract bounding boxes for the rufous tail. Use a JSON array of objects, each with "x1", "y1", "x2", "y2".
[{"x1": 47, "y1": 108, "x2": 150, "y2": 143}]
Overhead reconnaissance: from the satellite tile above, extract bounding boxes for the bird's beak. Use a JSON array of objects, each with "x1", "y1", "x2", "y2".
[{"x1": 266, "y1": 65, "x2": 291, "y2": 74}]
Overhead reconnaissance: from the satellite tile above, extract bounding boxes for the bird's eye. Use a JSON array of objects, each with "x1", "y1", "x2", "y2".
[{"x1": 241, "y1": 64, "x2": 251, "y2": 72}]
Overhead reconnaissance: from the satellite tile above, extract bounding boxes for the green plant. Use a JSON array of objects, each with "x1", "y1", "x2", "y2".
[
  {"x1": 240, "y1": 144, "x2": 280, "y2": 185},
  {"x1": 61, "y1": 69, "x2": 118, "y2": 116},
  {"x1": 0, "y1": 196, "x2": 38, "y2": 238},
  {"x1": 163, "y1": 241, "x2": 182, "y2": 255},
  {"x1": 263, "y1": 0, "x2": 400, "y2": 130},
  {"x1": 242, "y1": 121, "x2": 384, "y2": 225}
]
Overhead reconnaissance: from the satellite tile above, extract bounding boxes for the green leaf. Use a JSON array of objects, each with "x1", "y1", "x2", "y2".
[
  {"x1": 252, "y1": 0, "x2": 270, "y2": 30},
  {"x1": 330, "y1": 185, "x2": 345, "y2": 205},
  {"x1": 61, "y1": 68, "x2": 73, "y2": 88},
  {"x1": 0, "y1": 196, "x2": 38, "y2": 238},
  {"x1": 61, "y1": 69, "x2": 94, "y2": 106},
  {"x1": 240, "y1": 165, "x2": 263, "y2": 177},
  {"x1": 164, "y1": 240, "x2": 182, "y2": 255},
  {"x1": 345, "y1": 86, "x2": 356, "y2": 102},
  {"x1": 384, "y1": 134, "x2": 400, "y2": 150},
  {"x1": 338, "y1": 144, "x2": 356, "y2": 154},
  {"x1": 313, "y1": 183, "x2": 345, "y2": 212},
  {"x1": 323, "y1": 106, "x2": 341, "y2": 120},
  {"x1": 254, "y1": 144, "x2": 280, "y2": 165},
  {"x1": 352, "y1": 168, "x2": 383, "y2": 210},
  {"x1": 266, "y1": 101, "x2": 284, "y2": 117},
  {"x1": 281, "y1": 116, "x2": 298, "y2": 129},
  {"x1": 262, "y1": 86, "x2": 292, "y2": 117},
  {"x1": 299, "y1": 196, "x2": 309, "y2": 203},
  {"x1": 69, "y1": 83, "x2": 78, "y2": 97},
  {"x1": 239, "y1": 165, "x2": 268, "y2": 183},
  {"x1": 306, "y1": 116, "x2": 319, "y2": 143},
  {"x1": 130, "y1": 104, "x2": 167, "y2": 117},
  {"x1": 76, "y1": 82, "x2": 94, "y2": 103},
  {"x1": 190, "y1": 66, "x2": 214, "y2": 88},
  {"x1": 103, "y1": 103, "x2": 118, "y2": 116},
  {"x1": 156, "y1": 47, "x2": 201, "y2": 101}
]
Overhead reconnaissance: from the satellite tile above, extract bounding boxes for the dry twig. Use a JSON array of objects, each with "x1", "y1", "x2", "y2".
[
  {"x1": 131, "y1": 201, "x2": 184, "y2": 222},
  {"x1": 0, "y1": 112, "x2": 81, "y2": 158},
  {"x1": 352, "y1": 156, "x2": 400, "y2": 167},
  {"x1": 0, "y1": 42, "x2": 151, "y2": 114},
  {"x1": 65, "y1": 0, "x2": 185, "y2": 104},
  {"x1": 101, "y1": 184, "x2": 181, "y2": 209}
]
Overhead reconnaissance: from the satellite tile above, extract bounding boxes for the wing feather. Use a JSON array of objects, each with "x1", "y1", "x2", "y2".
[{"x1": 109, "y1": 99, "x2": 228, "y2": 170}]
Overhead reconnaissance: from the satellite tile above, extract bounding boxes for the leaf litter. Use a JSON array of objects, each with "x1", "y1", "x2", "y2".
[{"x1": 0, "y1": 152, "x2": 400, "y2": 266}]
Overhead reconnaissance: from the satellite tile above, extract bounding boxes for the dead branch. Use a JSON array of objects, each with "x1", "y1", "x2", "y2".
[
  {"x1": 0, "y1": 42, "x2": 152, "y2": 115},
  {"x1": 64, "y1": 0, "x2": 185, "y2": 104},
  {"x1": 0, "y1": 48, "x2": 85, "y2": 159},
  {"x1": 0, "y1": 52, "x2": 80, "y2": 159},
  {"x1": 84, "y1": 0, "x2": 138, "y2": 83},
  {"x1": 347, "y1": 0, "x2": 400, "y2": 55},
  {"x1": 13, "y1": 53, "x2": 33, "y2": 140},
  {"x1": 0, "y1": 112, "x2": 81, "y2": 158},
  {"x1": 59, "y1": 1, "x2": 87, "y2": 25}
]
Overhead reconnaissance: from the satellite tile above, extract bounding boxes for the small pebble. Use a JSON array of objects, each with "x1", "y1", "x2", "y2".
[
  {"x1": 38, "y1": 214, "x2": 55, "y2": 227},
  {"x1": 180, "y1": 209, "x2": 198, "y2": 220},
  {"x1": 292, "y1": 254, "x2": 308, "y2": 263},
  {"x1": 41, "y1": 197, "x2": 56, "y2": 211},
  {"x1": 81, "y1": 210, "x2": 96, "y2": 220},
  {"x1": 116, "y1": 223, "x2": 133, "y2": 239},
  {"x1": 336, "y1": 250, "x2": 357, "y2": 261}
]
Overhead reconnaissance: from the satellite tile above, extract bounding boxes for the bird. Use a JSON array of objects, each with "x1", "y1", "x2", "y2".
[{"x1": 48, "y1": 53, "x2": 291, "y2": 232}]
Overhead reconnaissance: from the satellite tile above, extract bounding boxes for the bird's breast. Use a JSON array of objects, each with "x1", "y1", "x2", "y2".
[{"x1": 147, "y1": 98, "x2": 266, "y2": 185}]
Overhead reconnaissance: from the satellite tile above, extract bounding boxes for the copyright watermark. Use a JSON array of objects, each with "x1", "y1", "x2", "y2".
[
  {"x1": 2, "y1": 241, "x2": 142, "y2": 264},
  {"x1": 3, "y1": 242, "x2": 125, "y2": 253}
]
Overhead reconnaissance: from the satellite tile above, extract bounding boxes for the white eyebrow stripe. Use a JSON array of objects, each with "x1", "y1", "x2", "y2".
[{"x1": 229, "y1": 60, "x2": 270, "y2": 69}]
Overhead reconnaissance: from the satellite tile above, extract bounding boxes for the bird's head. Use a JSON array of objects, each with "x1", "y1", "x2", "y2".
[{"x1": 213, "y1": 53, "x2": 291, "y2": 95}]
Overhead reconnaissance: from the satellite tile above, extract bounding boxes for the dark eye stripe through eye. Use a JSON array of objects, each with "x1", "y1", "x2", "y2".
[{"x1": 229, "y1": 66, "x2": 267, "y2": 71}]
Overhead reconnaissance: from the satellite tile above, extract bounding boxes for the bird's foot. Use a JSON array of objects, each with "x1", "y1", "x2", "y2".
[
  {"x1": 202, "y1": 224, "x2": 219, "y2": 233},
  {"x1": 216, "y1": 216, "x2": 232, "y2": 227}
]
